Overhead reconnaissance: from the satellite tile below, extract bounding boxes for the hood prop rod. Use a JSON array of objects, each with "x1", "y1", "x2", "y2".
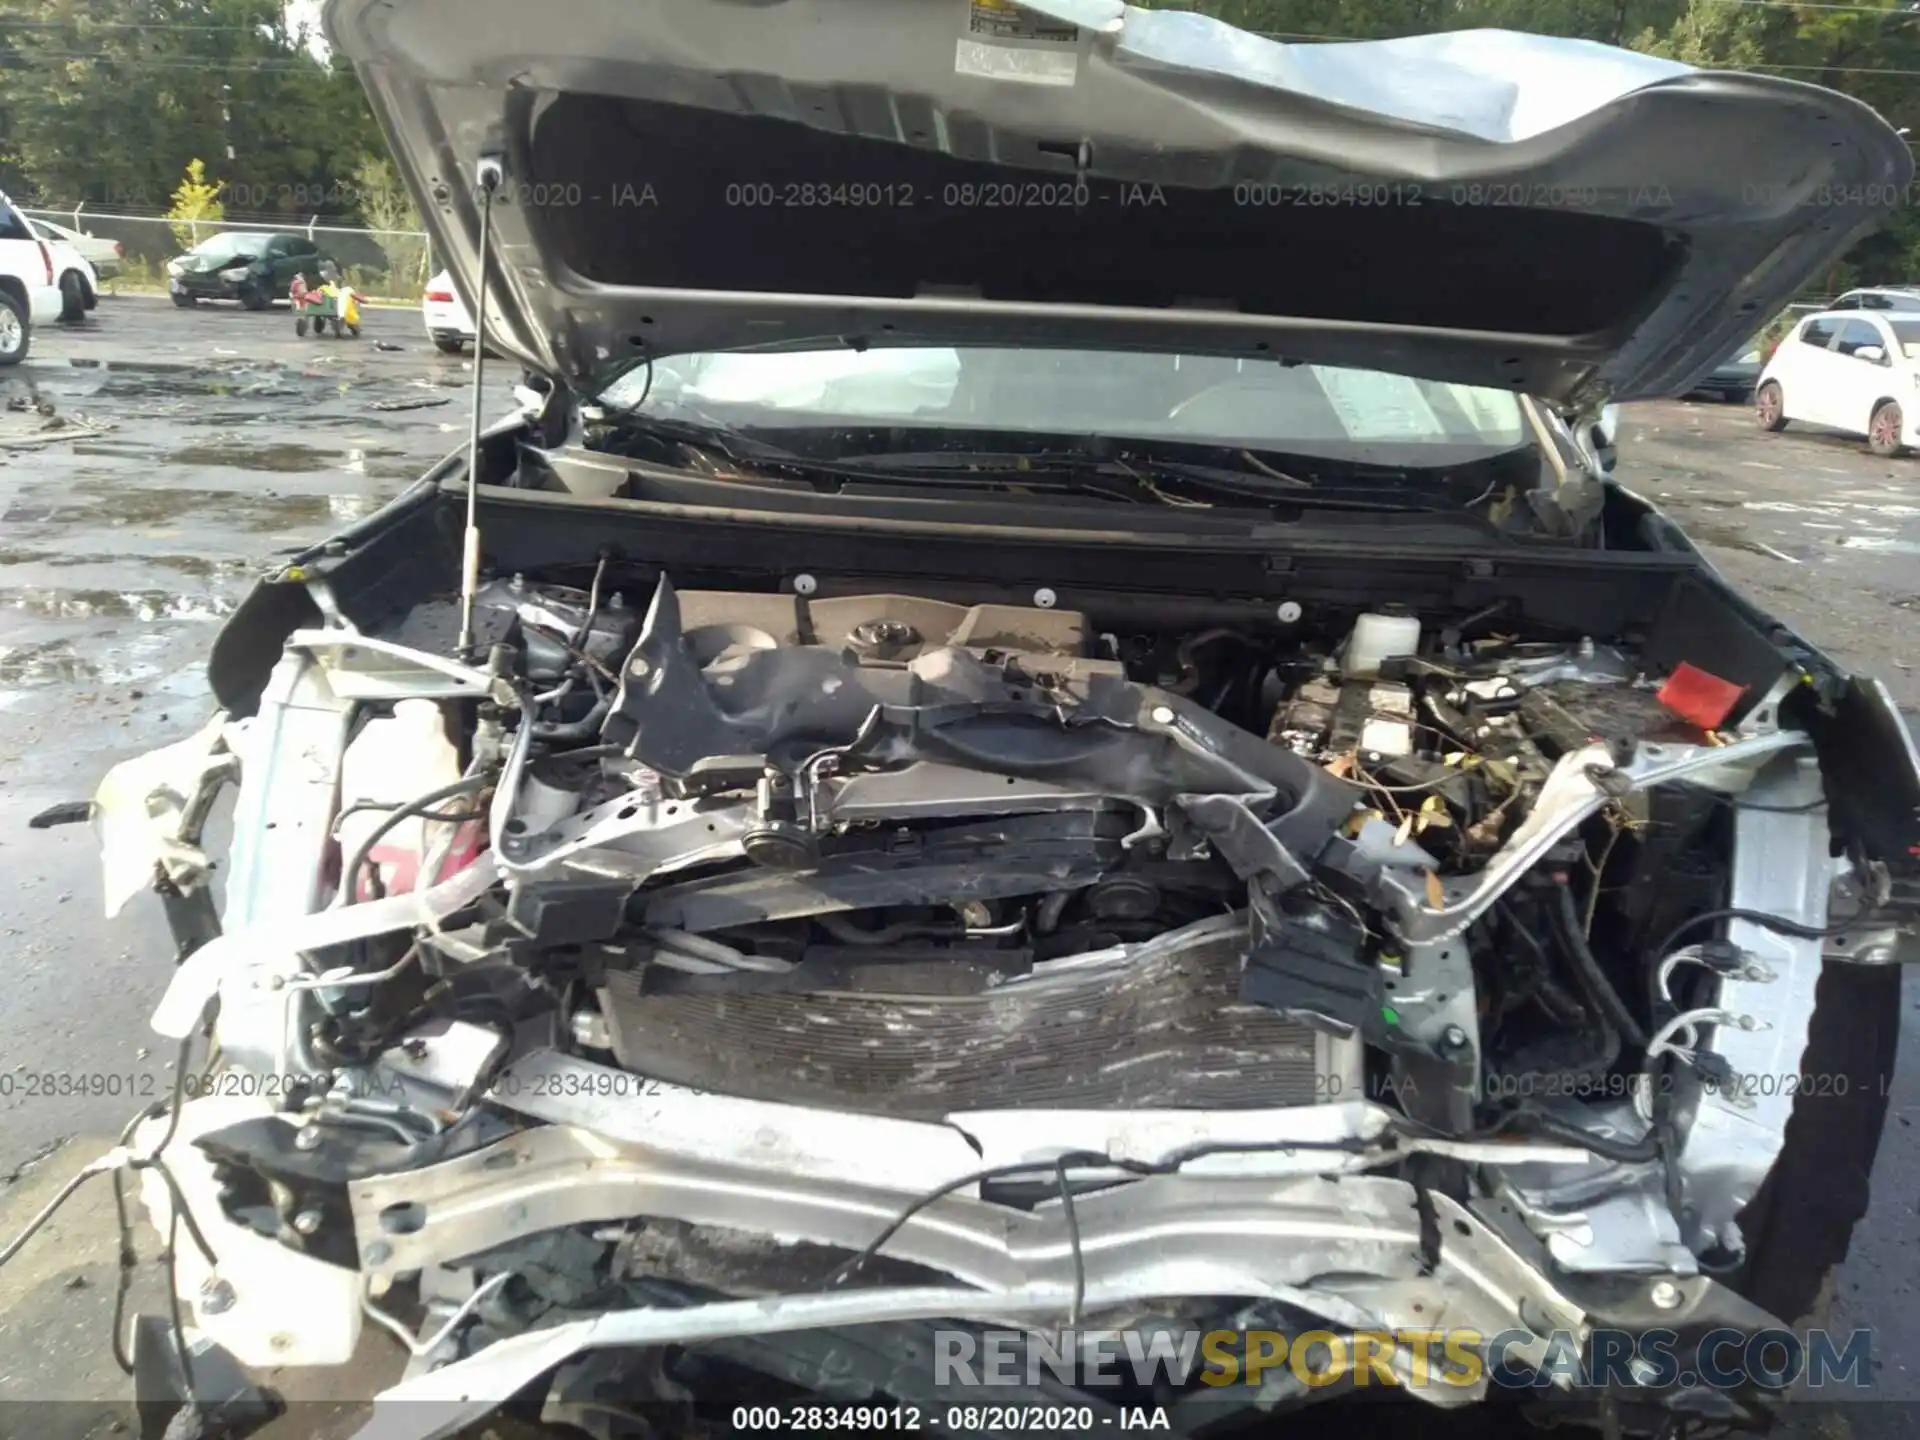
[{"x1": 457, "y1": 156, "x2": 505, "y2": 660}]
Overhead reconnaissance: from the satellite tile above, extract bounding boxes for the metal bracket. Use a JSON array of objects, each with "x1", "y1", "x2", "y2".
[
  {"x1": 1675, "y1": 753, "x2": 1834, "y2": 1257},
  {"x1": 1377, "y1": 731, "x2": 1807, "y2": 944}
]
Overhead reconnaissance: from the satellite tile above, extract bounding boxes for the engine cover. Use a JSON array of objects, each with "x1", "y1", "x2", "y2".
[{"x1": 600, "y1": 580, "x2": 1124, "y2": 776}]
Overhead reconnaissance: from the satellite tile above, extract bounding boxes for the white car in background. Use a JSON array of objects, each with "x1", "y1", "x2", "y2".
[
  {"x1": 26, "y1": 216, "x2": 122, "y2": 280},
  {"x1": 1755, "y1": 308, "x2": 1920, "y2": 456},
  {"x1": 0, "y1": 191, "x2": 63, "y2": 363},
  {"x1": 422, "y1": 269, "x2": 475, "y2": 353},
  {"x1": 25, "y1": 218, "x2": 99, "y2": 322}
]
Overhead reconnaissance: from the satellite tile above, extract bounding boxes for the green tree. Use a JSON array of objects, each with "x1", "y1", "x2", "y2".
[
  {"x1": 351, "y1": 154, "x2": 426, "y2": 290},
  {"x1": 0, "y1": 0, "x2": 382, "y2": 215},
  {"x1": 1629, "y1": 0, "x2": 1920, "y2": 291}
]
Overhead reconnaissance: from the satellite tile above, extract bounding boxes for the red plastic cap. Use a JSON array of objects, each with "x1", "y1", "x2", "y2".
[{"x1": 1656, "y1": 661, "x2": 1747, "y2": 731}]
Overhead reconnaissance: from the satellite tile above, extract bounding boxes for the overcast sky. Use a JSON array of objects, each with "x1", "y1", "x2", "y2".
[{"x1": 286, "y1": 0, "x2": 329, "y2": 60}]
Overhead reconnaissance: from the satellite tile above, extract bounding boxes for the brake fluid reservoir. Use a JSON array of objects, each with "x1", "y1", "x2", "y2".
[
  {"x1": 1342, "y1": 612, "x2": 1422, "y2": 679},
  {"x1": 337, "y1": 699, "x2": 462, "y2": 902}
]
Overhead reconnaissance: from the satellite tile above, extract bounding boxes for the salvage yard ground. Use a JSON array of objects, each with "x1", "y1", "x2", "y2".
[{"x1": 0, "y1": 296, "x2": 1916, "y2": 1439}]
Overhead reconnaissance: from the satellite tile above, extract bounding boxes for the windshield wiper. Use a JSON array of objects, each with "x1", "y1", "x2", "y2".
[
  {"x1": 821, "y1": 448, "x2": 1459, "y2": 512},
  {"x1": 586, "y1": 415, "x2": 1470, "y2": 515},
  {"x1": 588, "y1": 407, "x2": 810, "y2": 467}
]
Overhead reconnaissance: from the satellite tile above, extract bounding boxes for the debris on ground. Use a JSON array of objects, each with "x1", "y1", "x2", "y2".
[
  {"x1": 0, "y1": 411, "x2": 116, "y2": 448},
  {"x1": 2, "y1": 1136, "x2": 68, "y2": 1186}
]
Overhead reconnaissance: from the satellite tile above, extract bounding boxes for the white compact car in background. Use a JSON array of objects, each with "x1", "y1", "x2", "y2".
[
  {"x1": 26, "y1": 215, "x2": 123, "y2": 279},
  {"x1": 422, "y1": 269, "x2": 476, "y2": 352},
  {"x1": 1827, "y1": 286, "x2": 1920, "y2": 313},
  {"x1": 26, "y1": 217, "x2": 99, "y2": 322},
  {"x1": 1755, "y1": 308, "x2": 1920, "y2": 456},
  {"x1": 0, "y1": 191, "x2": 64, "y2": 363}
]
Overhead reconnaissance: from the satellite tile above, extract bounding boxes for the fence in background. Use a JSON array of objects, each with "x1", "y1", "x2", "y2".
[{"x1": 23, "y1": 206, "x2": 434, "y2": 302}]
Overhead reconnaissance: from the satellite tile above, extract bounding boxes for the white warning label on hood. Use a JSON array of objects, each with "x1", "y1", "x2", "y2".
[
  {"x1": 958, "y1": 0, "x2": 1080, "y2": 84},
  {"x1": 968, "y1": 0, "x2": 1077, "y2": 42}
]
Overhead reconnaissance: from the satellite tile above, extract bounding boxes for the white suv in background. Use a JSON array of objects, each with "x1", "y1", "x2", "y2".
[
  {"x1": 0, "y1": 190, "x2": 64, "y2": 365},
  {"x1": 1755, "y1": 308, "x2": 1920, "y2": 456}
]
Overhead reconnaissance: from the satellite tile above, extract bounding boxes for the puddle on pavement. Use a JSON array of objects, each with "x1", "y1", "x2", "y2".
[
  {"x1": 15, "y1": 357, "x2": 466, "y2": 426},
  {"x1": 0, "y1": 634, "x2": 209, "y2": 691},
  {"x1": 1745, "y1": 499, "x2": 1920, "y2": 518},
  {"x1": 0, "y1": 548, "x2": 255, "y2": 581},
  {"x1": 1839, "y1": 535, "x2": 1920, "y2": 557},
  {"x1": 4, "y1": 479, "x2": 389, "y2": 533},
  {"x1": 58, "y1": 359, "x2": 194, "y2": 375},
  {"x1": 0, "y1": 356, "x2": 465, "y2": 700},
  {"x1": 159, "y1": 439, "x2": 418, "y2": 477},
  {"x1": 0, "y1": 640, "x2": 98, "y2": 688},
  {"x1": 1680, "y1": 523, "x2": 1817, "y2": 562},
  {"x1": 165, "y1": 442, "x2": 343, "y2": 473},
  {"x1": 0, "y1": 588, "x2": 238, "y2": 622},
  {"x1": 69, "y1": 441, "x2": 172, "y2": 461}
]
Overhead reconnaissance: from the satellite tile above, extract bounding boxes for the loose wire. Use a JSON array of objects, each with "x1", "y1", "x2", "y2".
[
  {"x1": 1549, "y1": 880, "x2": 1648, "y2": 1050},
  {"x1": 1056, "y1": 1158, "x2": 1086, "y2": 1330},
  {"x1": 362, "y1": 1271, "x2": 513, "y2": 1359},
  {"x1": 0, "y1": 1160, "x2": 119, "y2": 1267},
  {"x1": 820, "y1": 1134, "x2": 1380, "y2": 1293},
  {"x1": 335, "y1": 773, "x2": 491, "y2": 907},
  {"x1": 1651, "y1": 906, "x2": 1858, "y2": 961},
  {"x1": 165, "y1": 1206, "x2": 196, "y2": 1397}
]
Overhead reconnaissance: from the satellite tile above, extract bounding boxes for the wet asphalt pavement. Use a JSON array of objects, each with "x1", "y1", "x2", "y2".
[
  {"x1": 0, "y1": 298, "x2": 512, "y2": 1434},
  {"x1": 0, "y1": 299, "x2": 1916, "y2": 1436},
  {"x1": 0, "y1": 298, "x2": 514, "y2": 1173}
]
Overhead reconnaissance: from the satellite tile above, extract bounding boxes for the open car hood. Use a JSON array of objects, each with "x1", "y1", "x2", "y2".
[{"x1": 326, "y1": 0, "x2": 1911, "y2": 407}]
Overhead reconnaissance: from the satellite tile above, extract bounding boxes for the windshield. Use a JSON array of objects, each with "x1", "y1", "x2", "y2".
[
  {"x1": 190, "y1": 233, "x2": 271, "y2": 261},
  {"x1": 602, "y1": 348, "x2": 1529, "y2": 460},
  {"x1": 1890, "y1": 319, "x2": 1920, "y2": 359}
]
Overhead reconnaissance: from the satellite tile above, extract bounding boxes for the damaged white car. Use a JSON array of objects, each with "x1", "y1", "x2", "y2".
[{"x1": 70, "y1": 1, "x2": 1920, "y2": 1436}]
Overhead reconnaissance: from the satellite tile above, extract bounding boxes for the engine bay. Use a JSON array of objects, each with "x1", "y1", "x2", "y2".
[
  {"x1": 94, "y1": 520, "x2": 1917, "y2": 1432},
  {"x1": 287, "y1": 564, "x2": 1824, "y2": 1147}
]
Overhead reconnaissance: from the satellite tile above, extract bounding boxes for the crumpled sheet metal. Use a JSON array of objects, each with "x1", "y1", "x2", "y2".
[{"x1": 1093, "y1": 13, "x2": 1695, "y2": 144}]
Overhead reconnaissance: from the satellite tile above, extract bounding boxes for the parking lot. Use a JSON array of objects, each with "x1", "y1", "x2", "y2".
[
  {"x1": 1, "y1": 296, "x2": 1918, "y2": 1437},
  {"x1": 1616, "y1": 394, "x2": 1920, "y2": 710}
]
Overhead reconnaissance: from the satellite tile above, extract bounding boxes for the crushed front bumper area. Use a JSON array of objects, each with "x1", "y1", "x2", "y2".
[
  {"x1": 137, "y1": 1049, "x2": 1800, "y2": 1440},
  {"x1": 161, "y1": 1097, "x2": 1580, "y2": 1415}
]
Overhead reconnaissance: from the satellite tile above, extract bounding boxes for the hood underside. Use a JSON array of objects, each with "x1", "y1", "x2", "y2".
[{"x1": 327, "y1": 0, "x2": 1912, "y2": 406}]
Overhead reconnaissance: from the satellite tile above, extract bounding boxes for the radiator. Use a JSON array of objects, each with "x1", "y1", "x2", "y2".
[{"x1": 596, "y1": 918, "x2": 1353, "y2": 1119}]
